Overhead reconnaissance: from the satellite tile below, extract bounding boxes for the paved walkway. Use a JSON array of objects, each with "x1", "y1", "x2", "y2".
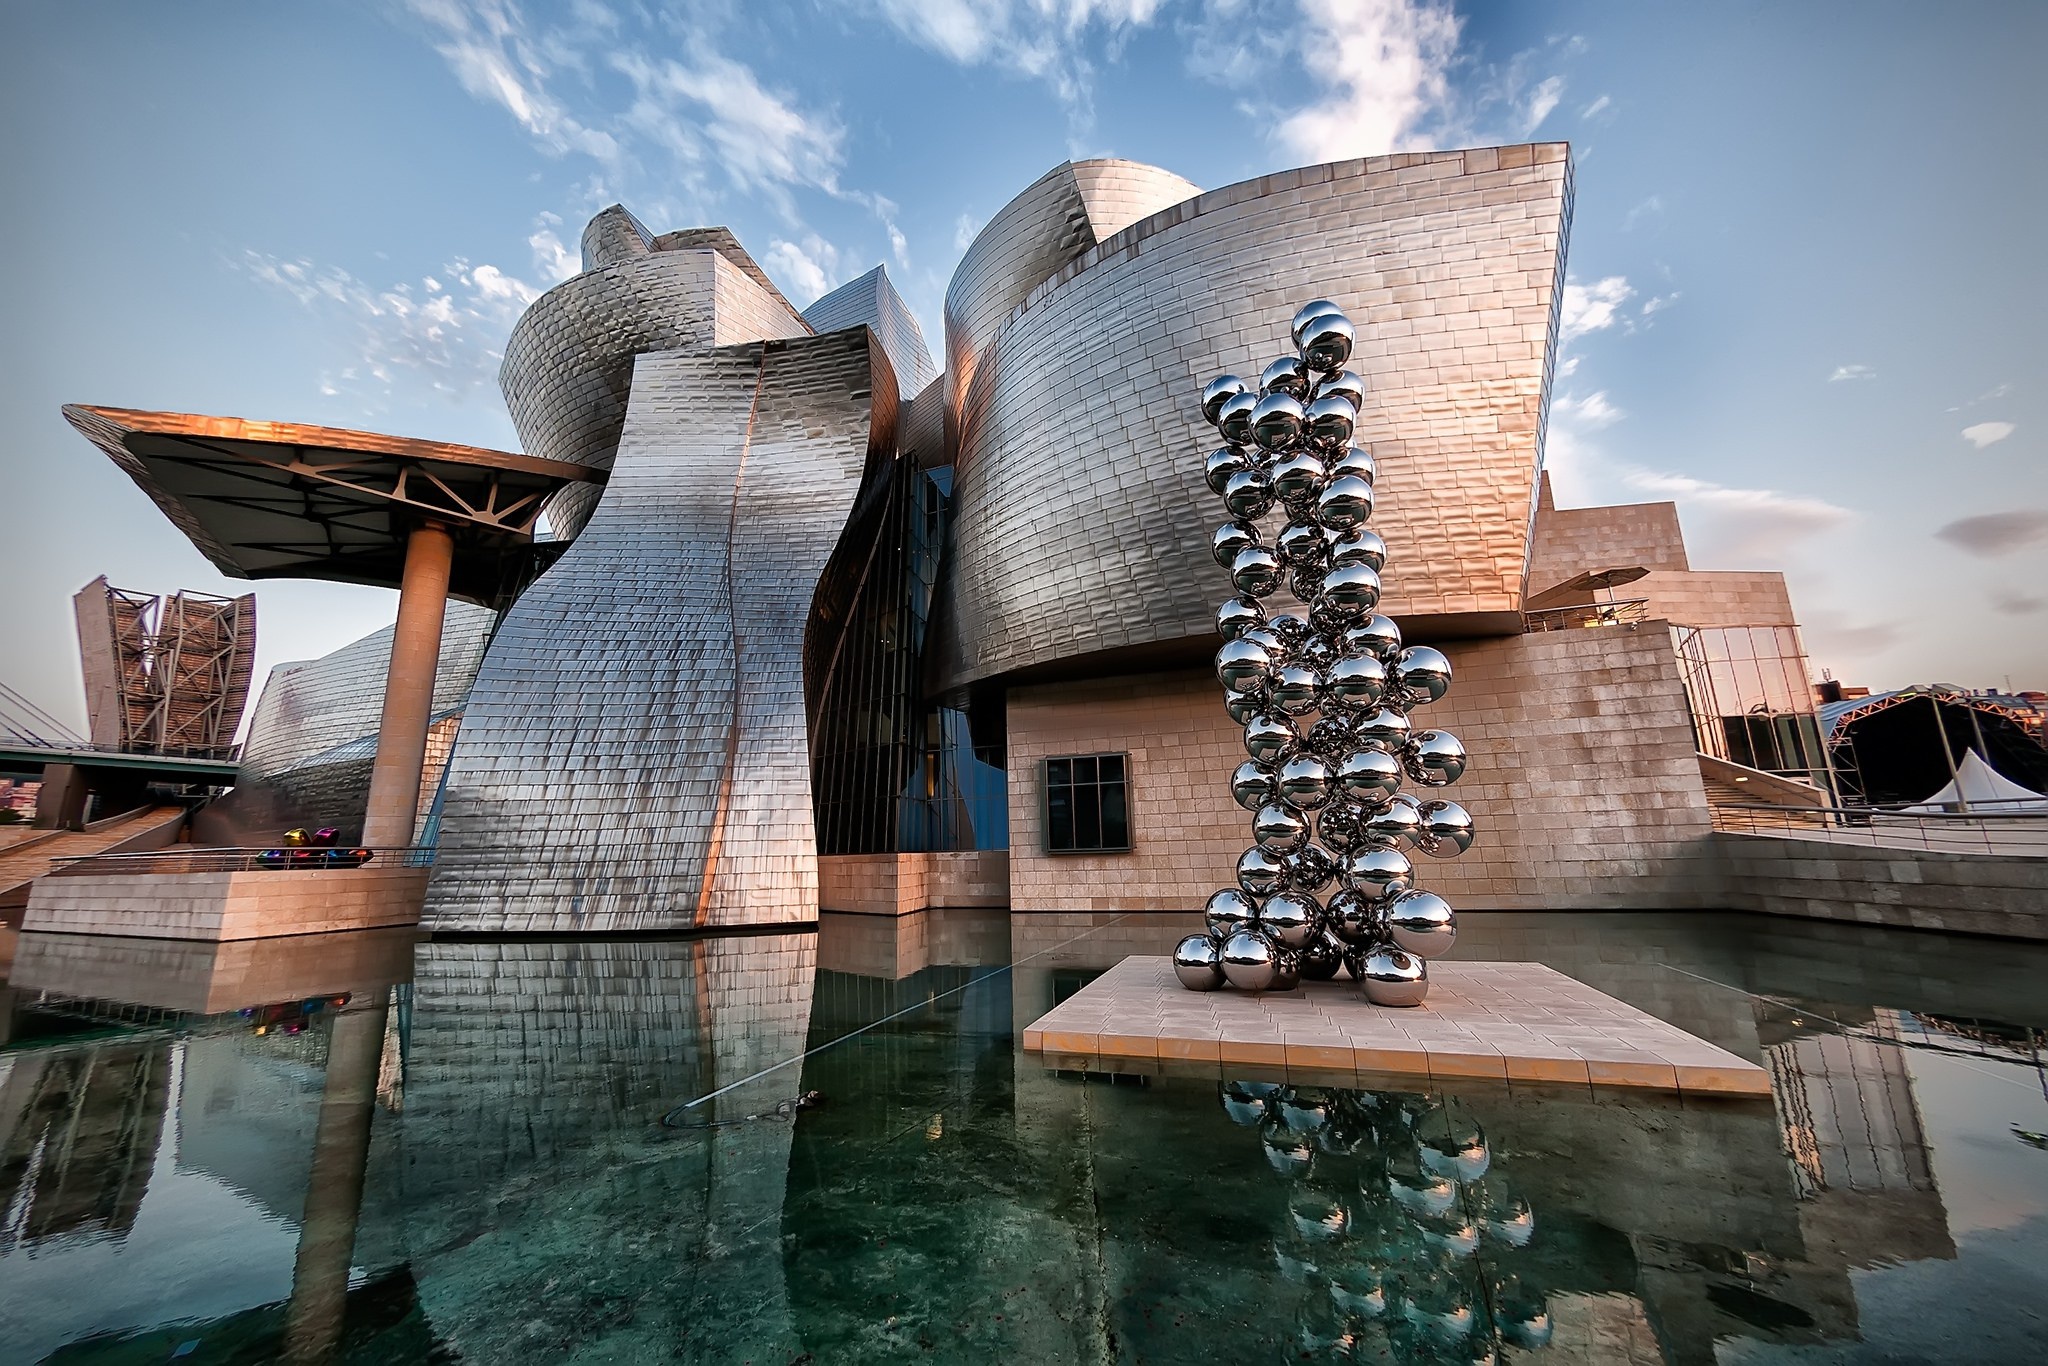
[{"x1": 0, "y1": 807, "x2": 187, "y2": 910}]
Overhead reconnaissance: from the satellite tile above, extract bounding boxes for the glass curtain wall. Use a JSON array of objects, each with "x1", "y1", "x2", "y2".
[{"x1": 1673, "y1": 625, "x2": 1832, "y2": 791}]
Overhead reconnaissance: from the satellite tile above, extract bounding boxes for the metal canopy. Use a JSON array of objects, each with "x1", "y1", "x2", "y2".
[
  {"x1": 63, "y1": 405, "x2": 604, "y2": 604},
  {"x1": 1524, "y1": 564, "x2": 1651, "y2": 610}
]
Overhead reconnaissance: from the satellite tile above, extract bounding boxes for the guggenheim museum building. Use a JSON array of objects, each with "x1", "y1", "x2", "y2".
[{"x1": 67, "y1": 143, "x2": 1828, "y2": 931}]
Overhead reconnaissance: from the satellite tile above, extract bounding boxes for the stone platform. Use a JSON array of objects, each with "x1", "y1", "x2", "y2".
[{"x1": 1022, "y1": 956, "x2": 1771, "y2": 1097}]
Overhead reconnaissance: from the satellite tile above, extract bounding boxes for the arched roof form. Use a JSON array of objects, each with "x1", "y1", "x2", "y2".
[
  {"x1": 802, "y1": 265, "x2": 938, "y2": 399},
  {"x1": 943, "y1": 159, "x2": 1201, "y2": 445},
  {"x1": 930, "y1": 145, "x2": 1573, "y2": 693}
]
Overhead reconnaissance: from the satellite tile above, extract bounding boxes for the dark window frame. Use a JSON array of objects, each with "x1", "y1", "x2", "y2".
[{"x1": 1042, "y1": 751, "x2": 1132, "y2": 854}]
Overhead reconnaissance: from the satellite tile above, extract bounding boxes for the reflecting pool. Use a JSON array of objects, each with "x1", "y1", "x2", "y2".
[{"x1": 2, "y1": 910, "x2": 2046, "y2": 1363}]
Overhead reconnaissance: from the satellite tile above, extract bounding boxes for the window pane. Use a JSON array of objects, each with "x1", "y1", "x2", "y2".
[
  {"x1": 1074, "y1": 782, "x2": 1101, "y2": 849},
  {"x1": 1098, "y1": 754, "x2": 1124, "y2": 781},
  {"x1": 1073, "y1": 755, "x2": 1097, "y2": 784},
  {"x1": 1100, "y1": 780, "x2": 1129, "y2": 849},
  {"x1": 1047, "y1": 785, "x2": 1074, "y2": 851},
  {"x1": 1047, "y1": 758, "x2": 1071, "y2": 786}
]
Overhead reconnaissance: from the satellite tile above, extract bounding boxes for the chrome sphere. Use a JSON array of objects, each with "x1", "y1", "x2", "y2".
[
  {"x1": 1215, "y1": 637, "x2": 1273, "y2": 695},
  {"x1": 1344, "y1": 614, "x2": 1403, "y2": 662},
  {"x1": 1403, "y1": 729, "x2": 1467, "y2": 787},
  {"x1": 1277, "y1": 752, "x2": 1334, "y2": 809},
  {"x1": 1345, "y1": 845, "x2": 1413, "y2": 902},
  {"x1": 1201, "y1": 374, "x2": 1250, "y2": 425},
  {"x1": 1315, "y1": 474, "x2": 1376, "y2": 531},
  {"x1": 1238, "y1": 624, "x2": 1285, "y2": 656},
  {"x1": 1319, "y1": 655, "x2": 1387, "y2": 713},
  {"x1": 1393, "y1": 646, "x2": 1453, "y2": 705},
  {"x1": 1306, "y1": 594, "x2": 1354, "y2": 637},
  {"x1": 1270, "y1": 662, "x2": 1321, "y2": 716},
  {"x1": 1242, "y1": 712, "x2": 1298, "y2": 765},
  {"x1": 1223, "y1": 467, "x2": 1276, "y2": 520},
  {"x1": 1297, "y1": 934, "x2": 1344, "y2": 980},
  {"x1": 1387, "y1": 890, "x2": 1456, "y2": 957},
  {"x1": 1287, "y1": 842, "x2": 1338, "y2": 893},
  {"x1": 1230, "y1": 545, "x2": 1284, "y2": 598},
  {"x1": 1253, "y1": 801, "x2": 1310, "y2": 853},
  {"x1": 1300, "y1": 313, "x2": 1356, "y2": 372},
  {"x1": 1221, "y1": 928, "x2": 1282, "y2": 991},
  {"x1": 1291, "y1": 298, "x2": 1345, "y2": 346},
  {"x1": 1328, "y1": 527, "x2": 1387, "y2": 573},
  {"x1": 1417, "y1": 800, "x2": 1475, "y2": 858},
  {"x1": 1217, "y1": 390, "x2": 1259, "y2": 445},
  {"x1": 1305, "y1": 394, "x2": 1356, "y2": 450},
  {"x1": 1260, "y1": 890, "x2": 1321, "y2": 949},
  {"x1": 1318, "y1": 801, "x2": 1365, "y2": 853},
  {"x1": 1306, "y1": 716, "x2": 1352, "y2": 754},
  {"x1": 1216, "y1": 596, "x2": 1265, "y2": 640},
  {"x1": 1259, "y1": 355, "x2": 1310, "y2": 399},
  {"x1": 1204, "y1": 446, "x2": 1250, "y2": 495},
  {"x1": 1316, "y1": 369, "x2": 1367, "y2": 411},
  {"x1": 1365, "y1": 794, "x2": 1424, "y2": 845},
  {"x1": 1361, "y1": 944, "x2": 1428, "y2": 1007},
  {"x1": 1205, "y1": 887, "x2": 1260, "y2": 940},
  {"x1": 1326, "y1": 889, "x2": 1384, "y2": 945},
  {"x1": 1237, "y1": 844, "x2": 1290, "y2": 895},
  {"x1": 1275, "y1": 518, "x2": 1328, "y2": 569},
  {"x1": 1211, "y1": 518, "x2": 1261, "y2": 569},
  {"x1": 1287, "y1": 564, "x2": 1326, "y2": 603},
  {"x1": 1327, "y1": 445, "x2": 1376, "y2": 485},
  {"x1": 1250, "y1": 393, "x2": 1306, "y2": 451},
  {"x1": 1351, "y1": 705, "x2": 1412, "y2": 750},
  {"x1": 1173, "y1": 934, "x2": 1226, "y2": 990},
  {"x1": 1230, "y1": 760, "x2": 1278, "y2": 812},
  {"x1": 1270, "y1": 948, "x2": 1302, "y2": 992},
  {"x1": 1337, "y1": 747, "x2": 1403, "y2": 807},
  {"x1": 1269, "y1": 451, "x2": 1327, "y2": 510},
  {"x1": 1321, "y1": 562, "x2": 1382, "y2": 618},
  {"x1": 1266, "y1": 611, "x2": 1313, "y2": 651},
  {"x1": 1223, "y1": 691, "x2": 1262, "y2": 723}
]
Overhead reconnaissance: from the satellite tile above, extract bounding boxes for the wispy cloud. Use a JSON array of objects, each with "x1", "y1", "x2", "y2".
[
  {"x1": 1992, "y1": 588, "x2": 2046, "y2": 616},
  {"x1": 1620, "y1": 468, "x2": 1855, "y2": 562},
  {"x1": 1828, "y1": 364, "x2": 1874, "y2": 382},
  {"x1": 1621, "y1": 195, "x2": 1663, "y2": 230},
  {"x1": 763, "y1": 234, "x2": 846, "y2": 306},
  {"x1": 1935, "y1": 510, "x2": 2048, "y2": 558},
  {"x1": 1961, "y1": 421, "x2": 2016, "y2": 448},
  {"x1": 1580, "y1": 93, "x2": 1610, "y2": 119},
  {"x1": 1559, "y1": 276, "x2": 1634, "y2": 343},
  {"x1": 1551, "y1": 389, "x2": 1623, "y2": 429},
  {"x1": 1267, "y1": 0, "x2": 1464, "y2": 161}
]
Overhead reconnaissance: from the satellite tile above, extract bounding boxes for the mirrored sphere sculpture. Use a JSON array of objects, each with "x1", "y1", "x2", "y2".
[{"x1": 1183, "y1": 301, "x2": 1476, "y2": 1002}]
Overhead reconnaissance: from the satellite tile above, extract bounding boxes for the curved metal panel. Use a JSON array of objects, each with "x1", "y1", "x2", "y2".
[
  {"x1": 801, "y1": 266, "x2": 937, "y2": 400},
  {"x1": 425, "y1": 327, "x2": 894, "y2": 931},
  {"x1": 931, "y1": 146, "x2": 1573, "y2": 692}
]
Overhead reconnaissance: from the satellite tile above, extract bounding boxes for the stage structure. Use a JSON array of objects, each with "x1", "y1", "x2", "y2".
[
  {"x1": 74, "y1": 575, "x2": 256, "y2": 760},
  {"x1": 1174, "y1": 303, "x2": 1473, "y2": 1006}
]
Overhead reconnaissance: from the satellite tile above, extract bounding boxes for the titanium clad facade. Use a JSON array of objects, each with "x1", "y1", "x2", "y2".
[
  {"x1": 425, "y1": 328, "x2": 896, "y2": 931},
  {"x1": 801, "y1": 267, "x2": 938, "y2": 401},
  {"x1": 932, "y1": 145, "x2": 1573, "y2": 692}
]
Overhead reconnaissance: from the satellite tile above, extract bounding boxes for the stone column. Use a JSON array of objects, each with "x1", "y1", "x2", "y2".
[{"x1": 361, "y1": 524, "x2": 454, "y2": 848}]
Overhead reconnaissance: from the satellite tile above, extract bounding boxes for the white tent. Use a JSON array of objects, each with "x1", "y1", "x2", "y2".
[{"x1": 1904, "y1": 749, "x2": 2048, "y2": 813}]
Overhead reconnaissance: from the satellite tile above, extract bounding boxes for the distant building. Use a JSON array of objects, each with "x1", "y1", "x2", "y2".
[{"x1": 73, "y1": 576, "x2": 254, "y2": 760}]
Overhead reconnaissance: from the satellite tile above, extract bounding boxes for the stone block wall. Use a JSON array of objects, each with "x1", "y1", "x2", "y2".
[
  {"x1": 23, "y1": 865, "x2": 427, "y2": 940},
  {"x1": 1717, "y1": 833, "x2": 2048, "y2": 939},
  {"x1": 818, "y1": 850, "x2": 1010, "y2": 915}
]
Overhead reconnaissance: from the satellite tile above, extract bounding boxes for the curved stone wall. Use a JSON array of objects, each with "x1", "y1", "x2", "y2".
[{"x1": 932, "y1": 145, "x2": 1573, "y2": 692}]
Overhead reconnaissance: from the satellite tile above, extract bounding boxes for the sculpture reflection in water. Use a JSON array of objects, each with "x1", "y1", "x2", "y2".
[
  {"x1": 1223, "y1": 1080, "x2": 1550, "y2": 1362},
  {"x1": 1176, "y1": 301, "x2": 1473, "y2": 1004}
]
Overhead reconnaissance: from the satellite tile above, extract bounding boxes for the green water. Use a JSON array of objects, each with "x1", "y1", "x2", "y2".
[{"x1": 1, "y1": 910, "x2": 2045, "y2": 1363}]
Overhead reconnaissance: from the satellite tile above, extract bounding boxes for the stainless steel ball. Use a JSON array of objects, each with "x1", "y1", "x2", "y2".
[
  {"x1": 1360, "y1": 944, "x2": 1428, "y2": 1007},
  {"x1": 1222, "y1": 467, "x2": 1275, "y2": 519},
  {"x1": 1221, "y1": 928, "x2": 1282, "y2": 991},
  {"x1": 1230, "y1": 544, "x2": 1284, "y2": 598},
  {"x1": 1305, "y1": 394, "x2": 1356, "y2": 450},
  {"x1": 1277, "y1": 752, "x2": 1334, "y2": 808},
  {"x1": 1204, "y1": 446, "x2": 1250, "y2": 495},
  {"x1": 1266, "y1": 611, "x2": 1313, "y2": 651},
  {"x1": 1211, "y1": 518, "x2": 1261, "y2": 570},
  {"x1": 1242, "y1": 712, "x2": 1298, "y2": 765},
  {"x1": 1393, "y1": 646, "x2": 1453, "y2": 705},
  {"x1": 1238, "y1": 624, "x2": 1284, "y2": 656},
  {"x1": 1173, "y1": 934, "x2": 1226, "y2": 990},
  {"x1": 1216, "y1": 596, "x2": 1265, "y2": 640},
  {"x1": 1237, "y1": 844, "x2": 1290, "y2": 895},
  {"x1": 1386, "y1": 890, "x2": 1457, "y2": 958},
  {"x1": 1201, "y1": 374, "x2": 1250, "y2": 425},
  {"x1": 1269, "y1": 452, "x2": 1327, "y2": 511},
  {"x1": 1205, "y1": 887, "x2": 1260, "y2": 940},
  {"x1": 1230, "y1": 760, "x2": 1278, "y2": 812},
  {"x1": 1259, "y1": 890, "x2": 1321, "y2": 949},
  {"x1": 1300, "y1": 313, "x2": 1356, "y2": 372},
  {"x1": 1273, "y1": 518, "x2": 1324, "y2": 568},
  {"x1": 1350, "y1": 705, "x2": 1412, "y2": 751},
  {"x1": 1321, "y1": 562, "x2": 1382, "y2": 618},
  {"x1": 1287, "y1": 564, "x2": 1326, "y2": 602},
  {"x1": 1250, "y1": 392, "x2": 1306, "y2": 451},
  {"x1": 1316, "y1": 370, "x2": 1367, "y2": 411},
  {"x1": 1217, "y1": 390, "x2": 1259, "y2": 445},
  {"x1": 1344, "y1": 614, "x2": 1403, "y2": 662},
  {"x1": 1326, "y1": 445, "x2": 1376, "y2": 485},
  {"x1": 1269, "y1": 663, "x2": 1321, "y2": 716},
  {"x1": 1259, "y1": 355, "x2": 1310, "y2": 399},
  {"x1": 1307, "y1": 594, "x2": 1354, "y2": 637},
  {"x1": 1253, "y1": 801, "x2": 1310, "y2": 853},
  {"x1": 1328, "y1": 527, "x2": 1387, "y2": 573},
  {"x1": 1215, "y1": 636, "x2": 1273, "y2": 693},
  {"x1": 1319, "y1": 655, "x2": 1387, "y2": 713},
  {"x1": 1305, "y1": 716, "x2": 1352, "y2": 755},
  {"x1": 1315, "y1": 474, "x2": 1376, "y2": 531},
  {"x1": 1287, "y1": 842, "x2": 1338, "y2": 893},
  {"x1": 1317, "y1": 801, "x2": 1365, "y2": 853},
  {"x1": 1270, "y1": 948, "x2": 1302, "y2": 992},
  {"x1": 1297, "y1": 933, "x2": 1344, "y2": 980},
  {"x1": 1291, "y1": 298, "x2": 1345, "y2": 346},
  {"x1": 1223, "y1": 691, "x2": 1262, "y2": 723},
  {"x1": 1403, "y1": 729, "x2": 1467, "y2": 787},
  {"x1": 1417, "y1": 800, "x2": 1475, "y2": 858},
  {"x1": 1364, "y1": 794, "x2": 1424, "y2": 845},
  {"x1": 1326, "y1": 888, "x2": 1384, "y2": 945},
  {"x1": 1344, "y1": 845, "x2": 1413, "y2": 902},
  {"x1": 1337, "y1": 747, "x2": 1403, "y2": 806}
]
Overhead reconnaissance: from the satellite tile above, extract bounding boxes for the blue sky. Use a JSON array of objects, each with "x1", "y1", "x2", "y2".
[{"x1": 2, "y1": 0, "x2": 2043, "y2": 731}]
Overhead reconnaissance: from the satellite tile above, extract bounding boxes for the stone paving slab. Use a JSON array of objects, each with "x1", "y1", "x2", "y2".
[{"x1": 1021, "y1": 956, "x2": 1771, "y2": 1097}]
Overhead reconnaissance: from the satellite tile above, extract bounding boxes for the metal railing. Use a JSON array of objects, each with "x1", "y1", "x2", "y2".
[
  {"x1": 1711, "y1": 802, "x2": 2048, "y2": 856},
  {"x1": 1523, "y1": 598, "x2": 1650, "y2": 632},
  {"x1": 47, "y1": 845, "x2": 437, "y2": 876}
]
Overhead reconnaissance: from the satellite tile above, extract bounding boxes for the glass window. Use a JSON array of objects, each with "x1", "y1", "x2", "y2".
[{"x1": 1045, "y1": 752, "x2": 1132, "y2": 853}]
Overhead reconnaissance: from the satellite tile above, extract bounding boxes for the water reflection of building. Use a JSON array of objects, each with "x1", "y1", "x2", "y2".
[{"x1": 0, "y1": 1040, "x2": 168, "y2": 1251}]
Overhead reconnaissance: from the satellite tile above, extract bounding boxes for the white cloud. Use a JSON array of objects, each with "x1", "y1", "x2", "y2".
[
  {"x1": 763, "y1": 234, "x2": 846, "y2": 305},
  {"x1": 1559, "y1": 276, "x2": 1634, "y2": 343},
  {"x1": 1639, "y1": 292, "x2": 1678, "y2": 320},
  {"x1": 1556, "y1": 354, "x2": 1581, "y2": 378},
  {"x1": 1580, "y1": 93, "x2": 1610, "y2": 119},
  {"x1": 1552, "y1": 389, "x2": 1623, "y2": 429},
  {"x1": 1961, "y1": 421, "x2": 2016, "y2": 448},
  {"x1": 1828, "y1": 364, "x2": 1875, "y2": 382},
  {"x1": 1272, "y1": 0, "x2": 1463, "y2": 160},
  {"x1": 953, "y1": 212, "x2": 983, "y2": 253},
  {"x1": 1620, "y1": 468, "x2": 1855, "y2": 562},
  {"x1": 1524, "y1": 75, "x2": 1563, "y2": 128},
  {"x1": 1621, "y1": 195, "x2": 1663, "y2": 231}
]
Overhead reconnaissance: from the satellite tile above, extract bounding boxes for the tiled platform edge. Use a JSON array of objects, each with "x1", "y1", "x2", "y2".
[
  {"x1": 23, "y1": 866, "x2": 429, "y2": 941},
  {"x1": 1022, "y1": 956, "x2": 1770, "y2": 1097}
]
